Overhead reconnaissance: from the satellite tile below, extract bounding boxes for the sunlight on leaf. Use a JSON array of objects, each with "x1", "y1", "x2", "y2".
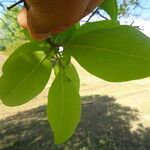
[
  {"x1": 0, "y1": 42, "x2": 51, "y2": 106},
  {"x1": 48, "y1": 68, "x2": 81, "y2": 144},
  {"x1": 65, "y1": 25, "x2": 150, "y2": 82}
]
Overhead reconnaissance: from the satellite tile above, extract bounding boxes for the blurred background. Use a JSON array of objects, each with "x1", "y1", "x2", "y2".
[{"x1": 0, "y1": 0, "x2": 150, "y2": 149}]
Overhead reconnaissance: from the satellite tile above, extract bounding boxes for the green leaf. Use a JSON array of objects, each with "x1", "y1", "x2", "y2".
[
  {"x1": 71, "y1": 20, "x2": 119, "y2": 39},
  {"x1": 0, "y1": 42, "x2": 51, "y2": 106},
  {"x1": 51, "y1": 24, "x2": 79, "y2": 45},
  {"x1": 54, "y1": 61, "x2": 79, "y2": 91},
  {"x1": 65, "y1": 63, "x2": 80, "y2": 91},
  {"x1": 64, "y1": 25, "x2": 150, "y2": 82},
  {"x1": 54, "y1": 63, "x2": 60, "y2": 77},
  {"x1": 47, "y1": 69, "x2": 81, "y2": 144},
  {"x1": 100, "y1": 0, "x2": 118, "y2": 20}
]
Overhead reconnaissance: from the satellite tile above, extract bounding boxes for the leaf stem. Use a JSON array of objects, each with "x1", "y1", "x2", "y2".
[{"x1": 46, "y1": 38, "x2": 59, "y2": 48}]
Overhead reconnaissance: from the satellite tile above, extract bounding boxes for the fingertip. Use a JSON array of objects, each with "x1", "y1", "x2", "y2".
[{"x1": 17, "y1": 7, "x2": 28, "y2": 29}]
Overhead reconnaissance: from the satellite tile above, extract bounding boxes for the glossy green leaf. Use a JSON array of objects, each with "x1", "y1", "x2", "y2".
[
  {"x1": 47, "y1": 69, "x2": 81, "y2": 144},
  {"x1": 64, "y1": 25, "x2": 150, "y2": 82},
  {"x1": 0, "y1": 42, "x2": 51, "y2": 106},
  {"x1": 100, "y1": 0, "x2": 118, "y2": 20},
  {"x1": 72, "y1": 20, "x2": 119, "y2": 39}
]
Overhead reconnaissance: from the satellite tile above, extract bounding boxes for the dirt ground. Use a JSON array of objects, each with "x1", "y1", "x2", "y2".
[
  {"x1": 1, "y1": 54, "x2": 150, "y2": 149},
  {"x1": 0, "y1": 54, "x2": 150, "y2": 128}
]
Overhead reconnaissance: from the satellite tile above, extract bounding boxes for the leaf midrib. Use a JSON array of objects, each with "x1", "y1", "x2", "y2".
[
  {"x1": 4, "y1": 56, "x2": 47, "y2": 99},
  {"x1": 65, "y1": 44, "x2": 150, "y2": 63},
  {"x1": 60, "y1": 72, "x2": 64, "y2": 131}
]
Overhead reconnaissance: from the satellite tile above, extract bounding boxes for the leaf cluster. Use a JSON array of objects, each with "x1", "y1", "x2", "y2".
[{"x1": 1, "y1": 0, "x2": 150, "y2": 144}]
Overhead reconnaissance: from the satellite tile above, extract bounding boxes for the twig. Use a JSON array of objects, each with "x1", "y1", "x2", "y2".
[
  {"x1": 86, "y1": 7, "x2": 99, "y2": 22},
  {"x1": 46, "y1": 38, "x2": 60, "y2": 49},
  {"x1": 96, "y1": 11, "x2": 108, "y2": 20},
  {"x1": 0, "y1": 2, "x2": 5, "y2": 10},
  {"x1": 7, "y1": 0, "x2": 24, "y2": 10}
]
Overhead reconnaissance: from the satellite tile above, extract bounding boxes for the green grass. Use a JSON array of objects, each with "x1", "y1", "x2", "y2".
[{"x1": 0, "y1": 95, "x2": 150, "y2": 150}]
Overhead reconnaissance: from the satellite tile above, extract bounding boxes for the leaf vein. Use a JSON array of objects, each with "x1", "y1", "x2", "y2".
[
  {"x1": 66, "y1": 44, "x2": 150, "y2": 62},
  {"x1": 4, "y1": 56, "x2": 47, "y2": 99}
]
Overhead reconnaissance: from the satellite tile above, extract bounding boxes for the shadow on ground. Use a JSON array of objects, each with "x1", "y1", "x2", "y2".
[{"x1": 0, "y1": 95, "x2": 150, "y2": 150}]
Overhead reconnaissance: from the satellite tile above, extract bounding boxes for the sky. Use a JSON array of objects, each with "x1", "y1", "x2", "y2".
[
  {"x1": 120, "y1": 17, "x2": 150, "y2": 37},
  {"x1": 133, "y1": 0, "x2": 150, "y2": 19},
  {"x1": 120, "y1": 0, "x2": 150, "y2": 37}
]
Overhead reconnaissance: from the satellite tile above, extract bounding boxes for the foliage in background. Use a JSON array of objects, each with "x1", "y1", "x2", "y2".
[
  {"x1": 0, "y1": 4, "x2": 26, "y2": 53},
  {"x1": 118, "y1": 0, "x2": 143, "y2": 17}
]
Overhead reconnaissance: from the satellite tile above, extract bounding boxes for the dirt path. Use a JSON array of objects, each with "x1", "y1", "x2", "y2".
[{"x1": 0, "y1": 57, "x2": 150, "y2": 128}]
